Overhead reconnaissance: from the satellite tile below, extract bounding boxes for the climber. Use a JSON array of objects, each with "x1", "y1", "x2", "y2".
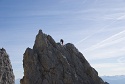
[
  {"x1": 1, "y1": 48, "x2": 5, "y2": 51},
  {"x1": 60, "y1": 39, "x2": 64, "y2": 45}
]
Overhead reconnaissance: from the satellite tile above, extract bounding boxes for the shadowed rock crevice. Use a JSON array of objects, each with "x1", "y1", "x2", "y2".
[{"x1": 20, "y1": 30, "x2": 105, "y2": 84}]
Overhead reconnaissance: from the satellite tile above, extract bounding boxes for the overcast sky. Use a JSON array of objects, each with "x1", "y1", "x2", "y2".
[{"x1": 0, "y1": 0, "x2": 125, "y2": 79}]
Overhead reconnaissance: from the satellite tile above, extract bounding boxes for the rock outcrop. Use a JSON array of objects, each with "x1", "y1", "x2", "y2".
[
  {"x1": 0, "y1": 48, "x2": 15, "y2": 84},
  {"x1": 21, "y1": 30, "x2": 105, "y2": 84}
]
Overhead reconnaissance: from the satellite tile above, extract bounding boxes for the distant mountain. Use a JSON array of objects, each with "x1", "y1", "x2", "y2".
[
  {"x1": 17, "y1": 75, "x2": 125, "y2": 84},
  {"x1": 15, "y1": 79, "x2": 20, "y2": 84},
  {"x1": 101, "y1": 75, "x2": 125, "y2": 84}
]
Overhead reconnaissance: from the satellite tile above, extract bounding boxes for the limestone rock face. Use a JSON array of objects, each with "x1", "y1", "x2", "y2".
[
  {"x1": 0, "y1": 48, "x2": 15, "y2": 84},
  {"x1": 21, "y1": 30, "x2": 105, "y2": 84}
]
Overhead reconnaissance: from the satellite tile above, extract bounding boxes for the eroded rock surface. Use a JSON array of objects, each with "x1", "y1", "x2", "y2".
[
  {"x1": 0, "y1": 48, "x2": 15, "y2": 84},
  {"x1": 21, "y1": 30, "x2": 105, "y2": 84}
]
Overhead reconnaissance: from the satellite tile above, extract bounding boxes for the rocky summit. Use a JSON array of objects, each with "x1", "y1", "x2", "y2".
[
  {"x1": 0, "y1": 48, "x2": 15, "y2": 84},
  {"x1": 20, "y1": 30, "x2": 105, "y2": 84}
]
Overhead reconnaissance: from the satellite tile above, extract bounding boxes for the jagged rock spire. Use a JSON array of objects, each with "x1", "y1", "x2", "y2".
[
  {"x1": 33, "y1": 29, "x2": 57, "y2": 51},
  {"x1": 33, "y1": 29, "x2": 48, "y2": 51},
  {"x1": 21, "y1": 30, "x2": 105, "y2": 84},
  {"x1": 0, "y1": 48, "x2": 15, "y2": 84}
]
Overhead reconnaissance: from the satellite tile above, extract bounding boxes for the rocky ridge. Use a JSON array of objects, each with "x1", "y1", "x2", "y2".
[
  {"x1": 20, "y1": 30, "x2": 105, "y2": 84},
  {"x1": 0, "y1": 48, "x2": 15, "y2": 84}
]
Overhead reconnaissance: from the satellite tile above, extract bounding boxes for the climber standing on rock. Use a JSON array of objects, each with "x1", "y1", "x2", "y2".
[{"x1": 60, "y1": 39, "x2": 64, "y2": 45}]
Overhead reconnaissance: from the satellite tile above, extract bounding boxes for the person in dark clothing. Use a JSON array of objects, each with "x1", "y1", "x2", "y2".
[
  {"x1": 60, "y1": 39, "x2": 64, "y2": 45},
  {"x1": 0, "y1": 48, "x2": 5, "y2": 51}
]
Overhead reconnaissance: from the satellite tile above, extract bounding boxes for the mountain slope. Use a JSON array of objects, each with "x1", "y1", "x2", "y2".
[
  {"x1": 20, "y1": 30, "x2": 105, "y2": 84},
  {"x1": 102, "y1": 75, "x2": 125, "y2": 84}
]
